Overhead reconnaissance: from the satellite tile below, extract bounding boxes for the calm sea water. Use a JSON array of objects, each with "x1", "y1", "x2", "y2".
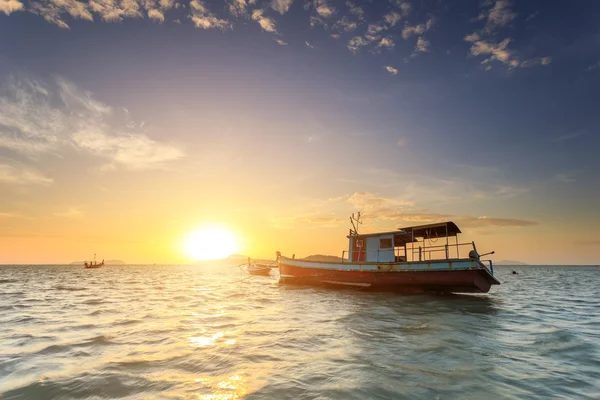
[{"x1": 1, "y1": 264, "x2": 599, "y2": 399}]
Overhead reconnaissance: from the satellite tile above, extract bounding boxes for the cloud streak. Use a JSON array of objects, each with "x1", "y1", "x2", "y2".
[
  {"x1": 385, "y1": 66, "x2": 398, "y2": 75},
  {"x1": 0, "y1": 75, "x2": 185, "y2": 171},
  {"x1": 0, "y1": 164, "x2": 54, "y2": 186},
  {"x1": 346, "y1": 191, "x2": 537, "y2": 229}
]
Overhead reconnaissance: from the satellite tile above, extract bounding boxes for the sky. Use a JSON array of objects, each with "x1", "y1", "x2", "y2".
[{"x1": 0, "y1": 0, "x2": 599, "y2": 265}]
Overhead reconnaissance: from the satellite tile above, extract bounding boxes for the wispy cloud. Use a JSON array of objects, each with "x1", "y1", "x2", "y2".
[
  {"x1": 347, "y1": 36, "x2": 368, "y2": 53},
  {"x1": 347, "y1": 192, "x2": 415, "y2": 215},
  {"x1": 71, "y1": 130, "x2": 184, "y2": 170},
  {"x1": 30, "y1": 0, "x2": 93, "y2": 28},
  {"x1": 397, "y1": 1, "x2": 411, "y2": 16},
  {"x1": 0, "y1": 75, "x2": 185, "y2": 170},
  {"x1": 479, "y1": 0, "x2": 516, "y2": 34},
  {"x1": 313, "y1": 0, "x2": 334, "y2": 18},
  {"x1": 252, "y1": 9, "x2": 277, "y2": 33},
  {"x1": 519, "y1": 56, "x2": 552, "y2": 68},
  {"x1": 190, "y1": 0, "x2": 231, "y2": 30},
  {"x1": 466, "y1": 1, "x2": 549, "y2": 70},
  {"x1": 271, "y1": 0, "x2": 291, "y2": 14},
  {"x1": 552, "y1": 130, "x2": 586, "y2": 142},
  {"x1": 346, "y1": 191, "x2": 537, "y2": 229},
  {"x1": 332, "y1": 16, "x2": 357, "y2": 33},
  {"x1": 378, "y1": 37, "x2": 395, "y2": 48},
  {"x1": 385, "y1": 66, "x2": 399, "y2": 76},
  {"x1": 229, "y1": 0, "x2": 255, "y2": 17},
  {"x1": 466, "y1": 36, "x2": 519, "y2": 68},
  {"x1": 0, "y1": 164, "x2": 53, "y2": 186},
  {"x1": 0, "y1": 0, "x2": 24, "y2": 15},
  {"x1": 345, "y1": 1, "x2": 363, "y2": 21},
  {"x1": 383, "y1": 11, "x2": 401, "y2": 27},
  {"x1": 415, "y1": 37, "x2": 430, "y2": 53},
  {"x1": 402, "y1": 18, "x2": 434, "y2": 39}
]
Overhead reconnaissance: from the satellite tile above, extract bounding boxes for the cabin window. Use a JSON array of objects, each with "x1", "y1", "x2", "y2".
[
  {"x1": 380, "y1": 238, "x2": 393, "y2": 249},
  {"x1": 356, "y1": 239, "x2": 363, "y2": 248}
]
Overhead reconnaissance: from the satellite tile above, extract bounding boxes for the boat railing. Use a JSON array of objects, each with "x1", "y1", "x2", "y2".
[
  {"x1": 410, "y1": 242, "x2": 476, "y2": 261},
  {"x1": 340, "y1": 241, "x2": 497, "y2": 265},
  {"x1": 482, "y1": 259, "x2": 494, "y2": 275},
  {"x1": 341, "y1": 242, "x2": 482, "y2": 263}
]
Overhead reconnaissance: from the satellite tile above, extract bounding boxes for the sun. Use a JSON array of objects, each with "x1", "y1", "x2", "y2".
[{"x1": 182, "y1": 226, "x2": 239, "y2": 261}]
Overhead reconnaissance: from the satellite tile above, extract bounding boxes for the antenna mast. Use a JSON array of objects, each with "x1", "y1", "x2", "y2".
[{"x1": 349, "y1": 212, "x2": 362, "y2": 235}]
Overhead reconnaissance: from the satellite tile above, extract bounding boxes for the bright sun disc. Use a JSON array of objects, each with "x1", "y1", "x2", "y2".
[{"x1": 183, "y1": 226, "x2": 239, "y2": 260}]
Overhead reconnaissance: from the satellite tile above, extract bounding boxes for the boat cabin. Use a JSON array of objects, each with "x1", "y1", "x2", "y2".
[{"x1": 346, "y1": 221, "x2": 465, "y2": 263}]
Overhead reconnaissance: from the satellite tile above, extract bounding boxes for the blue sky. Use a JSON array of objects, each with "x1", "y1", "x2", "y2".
[{"x1": 1, "y1": 0, "x2": 599, "y2": 264}]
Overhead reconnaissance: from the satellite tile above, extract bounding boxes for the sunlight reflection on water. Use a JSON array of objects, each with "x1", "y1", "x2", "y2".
[{"x1": 0, "y1": 264, "x2": 599, "y2": 399}]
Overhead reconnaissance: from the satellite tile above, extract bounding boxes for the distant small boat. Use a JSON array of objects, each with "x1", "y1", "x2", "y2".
[
  {"x1": 255, "y1": 262, "x2": 278, "y2": 269},
  {"x1": 246, "y1": 264, "x2": 271, "y2": 276},
  {"x1": 244, "y1": 258, "x2": 274, "y2": 276},
  {"x1": 84, "y1": 254, "x2": 104, "y2": 269}
]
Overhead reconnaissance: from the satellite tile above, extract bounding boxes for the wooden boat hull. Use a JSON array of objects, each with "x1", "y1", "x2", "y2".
[
  {"x1": 246, "y1": 266, "x2": 271, "y2": 276},
  {"x1": 278, "y1": 257, "x2": 499, "y2": 293}
]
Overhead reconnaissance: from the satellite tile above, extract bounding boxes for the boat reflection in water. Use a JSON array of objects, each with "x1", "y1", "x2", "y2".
[{"x1": 277, "y1": 213, "x2": 500, "y2": 294}]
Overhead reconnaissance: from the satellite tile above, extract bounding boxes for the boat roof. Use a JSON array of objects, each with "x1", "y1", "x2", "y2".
[
  {"x1": 346, "y1": 222, "x2": 462, "y2": 244},
  {"x1": 397, "y1": 221, "x2": 462, "y2": 238}
]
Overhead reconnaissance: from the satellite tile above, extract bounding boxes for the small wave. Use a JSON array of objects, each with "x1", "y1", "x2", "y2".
[
  {"x1": 82, "y1": 299, "x2": 105, "y2": 305},
  {"x1": 115, "y1": 318, "x2": 141, "y2": 326},
  {"x1": 2, "y1": 372, "x2": 173, "y2": 400},
  {"x1": 83, "y1": 334, "x2": 117, "y2": 346},
  {"x1": 53, "y1": 285, "x2": 86, "y2": 291},
  {"x1": 401, "y1": 322, "x2": 429, "y2": 331},
  {"x1": 8, "y1": 315, "x2": 37, "y2": 323},
  {"x1": 0, "y1": 278, "x2": 18, "y2": 284},
  {"x1": 37, "y1": 343, "x2": 71, "y2": 355}
]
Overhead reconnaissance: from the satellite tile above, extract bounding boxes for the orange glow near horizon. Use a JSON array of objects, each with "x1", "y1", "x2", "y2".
[{"x1": 181, "y1": 225, "x2": 240, "y2": 261}]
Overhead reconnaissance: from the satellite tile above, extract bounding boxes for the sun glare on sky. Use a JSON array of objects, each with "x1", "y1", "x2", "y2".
[{"x1": 182, "y1": 226, "x2": 239, "y2": 261}]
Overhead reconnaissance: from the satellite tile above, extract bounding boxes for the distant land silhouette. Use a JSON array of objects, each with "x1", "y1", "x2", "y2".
[{"x1": 70, "y1": 260, "x2": 125, "y2": 265}]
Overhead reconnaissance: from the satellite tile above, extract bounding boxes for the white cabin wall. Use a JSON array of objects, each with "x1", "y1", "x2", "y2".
[{"x1": 365, "y1": 235, "x2": 395, "y2": 262}]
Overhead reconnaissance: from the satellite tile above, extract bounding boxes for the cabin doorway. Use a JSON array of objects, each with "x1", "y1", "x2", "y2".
[{"x1": 352, "y1": 238, "x2": 366, "y2": 262}]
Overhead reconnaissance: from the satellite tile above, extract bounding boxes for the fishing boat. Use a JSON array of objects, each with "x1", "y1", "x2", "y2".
[
  {"x1": 244, "y1": 258, "x2": 273, "y2": 276},
  {"x1": 277, "y1": 213, "x2": 500, "y2": 293},
  {"x1": 84, "y1": 254, "x2": 104, "y2": 269}
]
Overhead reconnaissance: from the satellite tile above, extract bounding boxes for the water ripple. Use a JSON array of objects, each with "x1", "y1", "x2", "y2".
[{"x1": 0, "y1": 265, "x2": 599, "y2": 399}]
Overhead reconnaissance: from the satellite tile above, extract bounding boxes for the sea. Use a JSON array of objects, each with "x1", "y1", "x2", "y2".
[{"x1": 0, "y1": 264, "x2": 599, "y2": 399}]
